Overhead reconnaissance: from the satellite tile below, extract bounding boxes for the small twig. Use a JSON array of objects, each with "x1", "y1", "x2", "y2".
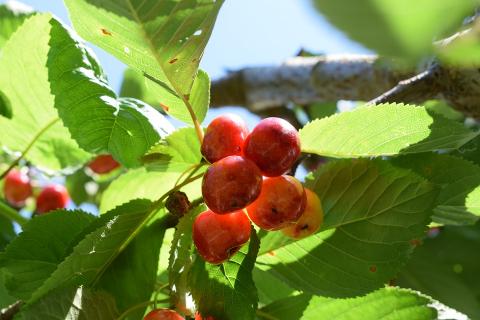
[
  {"x1": 368, "y1": 69, "x2": 440, "y2": 106},
  {"x1": 0, "y1": 301, "x2": 23, "y2": 320}
]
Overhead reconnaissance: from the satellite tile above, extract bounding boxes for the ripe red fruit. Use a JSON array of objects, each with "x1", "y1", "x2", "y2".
[
  {"x1": 144, "y1": 309, "x2": 184, "y2": 320},
  {"x1": 193, "y1": 209, "x2": 251, "y2": 264},
  {"x1": 202, "y1": 156, "x2": 262, "y2": 214},
  {"x1": 244, "y1": 117, "x2": 301, "y2": 177},
  {"x1": 3, "y1": 169, "x2": 32, "y2": 207},
  {"x1": 195, "y1": 313, "x2": 215, "y2": 320},
  {"x1": 88, "y1": 154, "x2": 120, "y2": 174},
  {"x1": 35, "y1": 184, "x2": 69, "y2": 214},
  {"x1": 246, "y1": 175, "x2": 306, "y2": 231},
  {"x1": 282, "y1": 188, "x2": 324, "y2": 239},
  {"x1": 201, "y1": 114, "x2": 249, "y2": 163}
]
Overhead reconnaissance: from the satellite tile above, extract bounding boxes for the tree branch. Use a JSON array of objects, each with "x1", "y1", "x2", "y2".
[
  {"x1": 211, "y1": 55, "x2": 415, "y2": 111},
  {"x1": 0, "y1": 301, "x2": 22, "y2": 320},
  {"x1": 210, "y1": 21, "x2": 480, "y2": 119}
]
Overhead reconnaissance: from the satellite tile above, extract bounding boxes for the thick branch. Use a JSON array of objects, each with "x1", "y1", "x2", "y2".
[{"x1": 211, "y1": 55, "x2": 415, "y2": 111}]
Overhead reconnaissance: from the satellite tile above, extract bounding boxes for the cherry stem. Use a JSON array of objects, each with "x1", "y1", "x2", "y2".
[{"x1": 0, "y1": 201, "x2": 28, "y2": 227}]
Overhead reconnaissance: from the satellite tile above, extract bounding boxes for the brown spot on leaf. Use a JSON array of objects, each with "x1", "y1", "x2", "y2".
[
  {"x1": 101, "y1": 28, "x2": 112, "y2": 36},
  {"x1": 169, "y1": 58, "x2": 178, "y2": 64},
  {"x1": 410, "y1": 239, "x2": 422, "y2": 247},
  {"x1": 369, "y1": 265, "x2": 377, "y2": 273},
  {"x1": 267, "y1": 251, "x2": 276, "y2": 256},
  {"x1": 160, "y1": 103, "x2": 169, "y2": 112}
]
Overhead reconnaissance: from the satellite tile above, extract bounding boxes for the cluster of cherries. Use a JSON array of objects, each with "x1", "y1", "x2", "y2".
[
  {"x1": 144, "y1": 115, "x2": 324, "y2": 320},
  {"x1": 193, "y1": 114, "x2": 324, "y2": 265},
  {"x1": 2, "y1": 154, "x2": 119, "y2": 214}
]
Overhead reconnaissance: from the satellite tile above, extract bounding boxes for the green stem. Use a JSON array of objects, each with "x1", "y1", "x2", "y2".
[
  {"x1": 0, "y1": 201, "x2": 28, "y2": 226},
  {"x1": 256, "y1": 309, "x2": 278, "y2": 320},
  {"x1": 0, "y1": 118, "x2": 60, "y2": 180}
]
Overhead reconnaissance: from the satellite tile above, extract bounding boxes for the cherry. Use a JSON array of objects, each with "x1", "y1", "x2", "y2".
[
  {"x1": 282, "y1": 188, "x2": 324, "y2": 239},
  {"x1": 244, "y1": 117, "x2": 301, "y2": 177},
  {"x1": 3, "y1": 169, "x2": 32, "y2": 207},
  {"x1": 88, "y1": 154, "x2": 120, "y2": 174},
  {"x1": 36, "y1": 184, "x2": 69, "y2": 214},
  {"x1": 202, "y1": 156, "x2": 262, "y2": 214},
  {"x1": 195, "y1": 313, "x2": 215, "y2": 320},
  {"x1": 201, "y1": 114, "x2": 249, "y2": 163},
  {"x1": 246, "y1": 175, "x2": 306, "y2": 231},
  {"x1": 193, "y1": 209, "x2": 251, "y2": 264},
  {"x1": 144, "y1": 309, "x2": 184, "y2": 320}
]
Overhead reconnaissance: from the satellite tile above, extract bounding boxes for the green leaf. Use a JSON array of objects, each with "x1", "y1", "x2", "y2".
[
  {"x1": 121, "y1": 68, "x2": 210, "y2": 125},
  {"x1": 0, "y1": 14, "x2": 91, "y2": 171},
  {"x1": 313, "y1": 0, "x2": 475, "y2": 60},
  {"x1": 437, "y1": 28, "x2": 480, "y2": 66},
  {"x1": 66, "y1": 169, "x2": 92, "y2": 206},
  {"x1": 300, "y1": 103, "x2": 478, "y2": 158},
  {"x1": 0, "y1": 2, "x2": 33, "y2": 49},
  {"x1": 0, "y1": 210, "x2": 95, "y2": 301},
  {"x1": 145, "y1": 70, "x2": 210, "y2": 125},
  {"x1": 0, "y1": 214, "x2": 15, "y2": 251},
  {"x1": 423, "y1": 100, "x2": 464, "y2": 122},
  {"x1": 168, "y1": 205, "x2": 204, "y2": 310},
  {"x1": 47, "y1": 18, "x2": 174, "y2": 168},
  {"x1": 393, "y1": 154, "x2": 480, "y2": 226},
  {"x1": 306, "y1": 102, "x2": 337, "y2": 120},
  {"x1": 398, "y1": 225, "x2": 480, "y2": 319},
  {"x1": 144, "y1": 128, "x2": 203, "y2": 172},
  {"x1": 0, "y1": 269, "x2": 16, "y2": 309},
  {"x1": 455, "y1": 134, "x2": 480, "y2": 166},
  {"x1": 17, "y1": 286, "x2": 119, "y2": 320},
  {"x1": 189, "y1": 230, "x2": 259, "y2": 320},
  {"x1": 97, "y1": 215, "x2": 168, "y2": 319},
  {"x1": 253, "y1": 267, "x2": 298, "y2": 306},
  {"x1": 257, "y1": 159, "x2": 436, "y2": 297},
  {"x1": 259, "y1": 288, "x2": 437, "y2": 320},
  {"x1": 100, "y1": 168, "x2": 202, "y2": 213},
  {"x1": 64, "y1": 0, "x2": 223, "y2": 96},
  {"x1": 28, "y1": 199, "x2": 155, "y2": 303}
]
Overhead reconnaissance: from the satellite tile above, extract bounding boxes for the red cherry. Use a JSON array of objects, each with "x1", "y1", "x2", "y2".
[
  {"x1": 246, "y1": 175, "x2": 306, "y2": 231},
  {"x1": 201, "y1": 114, "x2": 249, "y2": 163},
  {"x1": 88, "y1": 154, "x2": 120, "y2": 174},
  {"x1": 144, "y1": 309, "x2": 184, "y2": 320},
  {"x1": 36, "y1": 184, "x2": 69, "y2": 214},
  {"x1": 202, "y1": 156, "x2": 262, "y2": 214},
  {"x1": 193, "y1": 209, "x2": 251, "y2": 264},
  {"x1": 244, "y1": 117, "x2": 301, "y2": 177},
  {"x1": 195, "y1": 312, "x2": 215, "y2": 320},
  {"x1": 3, "y1": 169, "x2": 32, "y2": 207}
]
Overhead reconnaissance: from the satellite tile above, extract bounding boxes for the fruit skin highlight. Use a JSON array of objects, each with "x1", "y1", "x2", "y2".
[
  {"x1": 201, "y1": 114, "x2": 249, "y2": 163},
  {"x1": 247, "y1": 175, "x2": 306, "y2": 231},
  {"x1": 202, "y1": 156, "x2": 262, "y2": 214},
  {"x1": 282, "y1": 188, "x2": 324, "y2": 239},
  {"x1": 143, "y1": 309, "x2": 184, "y2": 320},
  {"x1": 88, "y1": 154, "x2": 120, "y2": 174},
  {"x1": 193, "y1": 209, "x2": 251, "y2": 264},
  {"x1": 35, "y1": 184, "x2": 70, "y2": 214},
  {"x1": 244, "y1": 117, "x2": 301, "y2": 177},
  {"x1": 3, "y1": 169, "x2": 32, "y2": 207}
]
